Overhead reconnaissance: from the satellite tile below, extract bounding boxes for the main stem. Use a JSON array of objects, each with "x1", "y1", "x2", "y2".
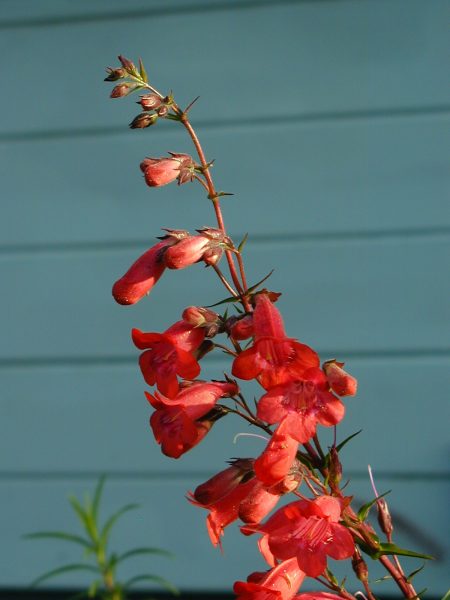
[{"x1": 179, "y1": 114, "x2": 252, "y2": 312}]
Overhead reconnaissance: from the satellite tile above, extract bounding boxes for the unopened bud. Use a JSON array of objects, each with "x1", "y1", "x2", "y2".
[
  {"x1": 118, "y1": 54, "x2": 136, "y2": 74},
  {"x1": 377, "y1": 497, "x2": 393, "y2": 537},
  {"x1": 104, "y1": 67, "x2": 126, "y2": 81},
  {"x1": 228, "y1": 314, "x2": 254, "y2": 341},
  {"x1": 323, "y1": 360, "x2": 357, "y2": 397},
  {"x1": 328, "y1": 446, "x2": 343, "y2": 487},
  {"x1": 182, "y1": 306, "x2": 220, "y2": 328},
  {"x1": 203, "y1": 246, "x2": 223, "y2": 266},
  {"x1": 110, "y1": 83, "x2": 137, "y2": 98},
  {"x1": 129, "y1": 112, "x2": 159, "y2": 129},
  {"x1": 138, "y1": 94, "x2": 162, "y2": 110},
  {"x1": 352, "y1": 549, "x2": 369, "y2": 583}
]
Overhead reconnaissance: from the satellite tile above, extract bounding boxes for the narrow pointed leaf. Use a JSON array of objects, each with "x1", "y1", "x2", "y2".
[
  {"x1": 238, "y1": 233, "x2": 248, "y2": 253},
  {"x1": 92, "y1": 476, "x2": 106, "y2": 523},
  {"x1": 407, "y1": 563, "x2": 425, "y2": 583},
  {"x1": 24, "y1": 531, "x2": 94, "y2": 550},
  {"x1": 376, "y1": 543, "x2": 434, "y2": 561},
  {"x1": 336, "y1": 429, "x2": 362, "y2": 453},
  {"x1": 357, "y1": 490, "x2": 391, "y2": 522},
  {"x1": 206, "y1": 294, "x2": 241, "y2": 308},
  {"x1": 247, "y1": 270, "x2": 274, "y2": 294},
  {"x1": 124, "y1": 574, "x2": 179, "y2": 595},
  {"x1": 113, "y1": 546, "x2": 174, "y2": 566},
  {"x1": 99, "y1": 503, "x2": 139, "y2": 547},
  {"x1": 139, "y1": 58, "x2": 148, "y2": 83},
  {"x1": 440, "y1": 589, "x2": 450, "y2": 600},
  {"x1": 30, "y1": 563, "x2": 98, "y2": 587},
  {"x1": 69, "y1": 496, "x2": 89, "y2": 527}
]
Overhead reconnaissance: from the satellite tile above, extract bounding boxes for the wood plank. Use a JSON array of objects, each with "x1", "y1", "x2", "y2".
[
  {"x1": 1, "y1": 477, "x2": 447, "y2": 593},
  {"x1": 1, "y1": 358, "x2": 449, "y2": 474},
  {"x1": 1, "y1": 115, "x2": 448, "y2": 248},
  {"x1": 0, "y1": 1, "x2": 448, "y2": 134},
  {"x1": 1, "y1": 236, "x2": 449, "y2": 360}
]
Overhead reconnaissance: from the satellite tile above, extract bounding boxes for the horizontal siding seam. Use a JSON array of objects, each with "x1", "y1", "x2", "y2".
[
  {"x1": 1, "y1": 349, "x2": 450, "y2": 370},
  {"x1": 1, "y1": 227, "x2": 449, "y2": 258},
  {"x1": 1, "y1": 105, "x2": 449, "y2": 144},
  {"x1": 0, "y1": 0, "x2": 341, "y2": 30}
]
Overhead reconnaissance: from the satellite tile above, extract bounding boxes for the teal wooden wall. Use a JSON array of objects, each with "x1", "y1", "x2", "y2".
[{"x1": 1, "y1": 0, "x2": 449, "y2": 595}]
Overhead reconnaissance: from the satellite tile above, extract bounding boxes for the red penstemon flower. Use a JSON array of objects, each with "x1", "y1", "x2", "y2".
[
  {"x1": 132, "y1": 320, "x2": 205, "y2": 398},
  {"x1": 232, "y1": 295, "x2": 320, "y2": 390},
  {"x1": 140, "y1": 152, "x2": 195, "y2": 187},
  {"x1": 247, "y1": 496, "x2": 354, "y2": 577},
  {"x1": 146, "y1": 380, "x2": 237, "y2": 458},
  {"x1": 256, "y1": 367, "x2": 346, "y2": 443},
  {"x1": 253, "y1": 418, "x2": 300, "y2": 486},
  {"x1": 234, "y1": 558, "x2": 305, "y2": 600}
]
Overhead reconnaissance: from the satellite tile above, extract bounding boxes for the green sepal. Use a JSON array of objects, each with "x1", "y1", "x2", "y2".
[
  {"x1": 138, "y1": 58, "x2": 148, "y2": 83},
  {"x1": 24, "y1": 530, "x2": 94, "y2": 550},
  {"x1": 30, "y1": 563, "x2": 98, "y2": 587},
  {"x1": 357, "y1": 490, "x2": 391, "y2": 522}
]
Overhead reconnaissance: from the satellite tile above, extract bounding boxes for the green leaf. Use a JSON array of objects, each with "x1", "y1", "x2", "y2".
[
  {"x1": 237, "y1": 233, "x2": 248, "y2": 253},
  {"x1": 99, "y1": 503, "x2": 139, "y2": 547},
  {"x1": 114, "y1": 546, "x2": 174, "y2": 566},
  {"x1": 124, "y1": 574, "x2": 179, "y2": 595},
  {"x1": 247, "y1": 269, "x2": 274, "y2": 294},
  {"x1": 206, "y1": 294, "x2": 241, "y2": 308},
  {"x1": 69, "y1": 495, "x2": 90, "y2": 529},
  {"x1": 92, "y1": 476, "x2": 106, "y2": 523},
  {"x1": 357, "y1": 490, "x2": 391, "y2": 522},
  {"x1": 30, "y1": 563, "x2": 98, "y2": 587},
  {"x1": 440, "y1": 589, "x2": 450, "y2": 600},
  {"x1": 411, "y1": 589, "x2": 428, "y2": 599},
  {"x1": 138, "y1": 58, "x2": 148, "y2": 83},
  {"x1": 375, "y1": 543, "x2": 434, "y2": 561},
  {"x1": 24, "y1": 531, "x2": 94, "y2": 550},
  {"x1": 336, "y1": 429, "x2": 362, "y2": 453}
]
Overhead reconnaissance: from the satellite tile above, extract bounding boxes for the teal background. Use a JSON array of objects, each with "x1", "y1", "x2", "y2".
[{"x1": 0, "y1": 0, "x2": 449, "y2": 595}]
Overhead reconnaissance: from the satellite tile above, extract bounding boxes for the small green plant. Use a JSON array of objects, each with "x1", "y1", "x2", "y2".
[{"x1": 25, "y1": 477, "x2": 178, "y2": 600}]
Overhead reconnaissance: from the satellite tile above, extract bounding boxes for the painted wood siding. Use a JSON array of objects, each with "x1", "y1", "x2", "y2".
[{"x1": 1, "y1": 0, "x2": 449, "y2": 595}]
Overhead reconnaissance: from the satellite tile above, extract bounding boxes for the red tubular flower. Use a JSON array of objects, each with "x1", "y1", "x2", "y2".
[
  {"x1": 253, "y1": 419, "x2": 299, "y2": 486},
  {"x1": 147, "y1": 381, "x2": 237, "y2": 458},
  {"x1": 112, "y1": 238, "x2": 174, "y2": 305},
  {"x1": 229, "y1": 314, "x2": 254, "y2": 341},
  {"x1": 140, "y1": 153, "x2": 194, "y2": 187},
  {"x1": 232, "y1": 295, "x2": 320, "y2": 390},
  {"x1": 323, "y1": 360, "x2": 357, "y2": 397},
  {"x1": 256, "y1": 367, "x2": 345, "y2": 443},
  {"x1": 294, "y1": 594, "x2": 343, "y2": 600},
  {"x1": 249, "y1": 496, "x2": 354, "y2": 578},
  {"x1": 234, "y1": 558, "x2": 305, "y2": 600},
  {"x1": 163, "y1": 235, "x2": 210, "y2": 269},
  {"x1": 132, "y1": 320, "x2": 205, "y2": 398},
  {"x1": 190, "y1": 457, "x2": 301, "y2": 547}
]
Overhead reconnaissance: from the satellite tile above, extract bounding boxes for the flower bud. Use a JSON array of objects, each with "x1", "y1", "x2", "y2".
[
  {"x1": 163, "y1": 235, "x2": 210, "y2": 269},
  {"x1": 112, "y1": 238, "x2": 174, "y2": 305},
  {"x1": 377, "y1": 497, "x2": 393, "y2": 537},
  {"x1": 110, "y1": 83, "x2": 137, "y2": 98},
  {"x1": 129, "y1": 112, "x2": 159, "y2": 129},
  {"x1": 104, "y1": 67, "x2": 126, "y2": 81},
  {"x1": 323, "y1": 360, "x2": 357, "y2": 397},
  {"x1": 157, "y1": 105, "x2": 169, "y2": 117},
  {"x1": 182, "y1": 306, "x2": 220, "y2": 328},
  {"x1": 138, "y1": 94, "x2": 162, "y2": 110},
  {"x1": 328, "y1": 446, "x2": 343, "y2": 489},
  {"x1": 118, "y1": 54, "x2": 136, "y2": 74},
  {"x1": 140, "y1": 154, "x2": 194, "y2": 187},
  {"x1": 228, "y1": 314, "x2": 254, "y2": 341},
  {"x1": 352, "y1": 549, "x2": 369, "y2": 583},
  {"x1": 193, "y1": 459, "x2": 254, "y2": 505}
]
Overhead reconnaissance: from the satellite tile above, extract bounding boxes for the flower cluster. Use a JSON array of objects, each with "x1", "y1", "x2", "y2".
[{"x1": 105, "y1": 55, "x2": 430, "y2": 600}]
